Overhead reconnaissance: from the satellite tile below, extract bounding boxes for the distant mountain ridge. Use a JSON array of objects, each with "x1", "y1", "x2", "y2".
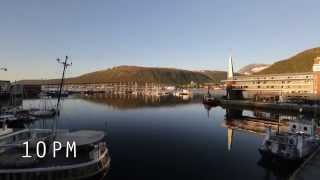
[
  {"x1": 257, "y1": 47, "x2": 320, "y2": 74},
  {"x1": 18, "y1": 66, "x2": 228, "y2": 85}
]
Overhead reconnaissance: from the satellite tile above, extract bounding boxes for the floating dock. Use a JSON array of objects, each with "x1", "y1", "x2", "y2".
[
  {"x1": 290, "y1": 147, "x2": 320, "y2": 180},
  {"x1": 220, "y1": 99, "x2": 319, "y2": 114}
]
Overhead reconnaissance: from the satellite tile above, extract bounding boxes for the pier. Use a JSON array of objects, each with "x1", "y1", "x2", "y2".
[{"x1": 290, "y1": 147, "x2": 320, "y2": 180}]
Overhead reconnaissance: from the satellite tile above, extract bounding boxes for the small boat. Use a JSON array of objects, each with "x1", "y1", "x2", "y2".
[
  {"x1": 29, "y1": 94, "x2": 57, "y2": 118},
  {"x1": 0, "y1": 114, "x2": 17, "y2": 123},
  {"x1": 46, "y1": 91, "x2": 69, "y2": 98},
  {"x1": 174, "y1": 89, "x2": 191, "y2": 96},
  {"x1": 29, "y1": 108, "x2": 56, "y2": 118},
  {"x1": 259, "y1": 120, "x2": 320, "y2": 161},
  {"x1": 202, "y1": 95, "x2": 219, "y2": 106}
]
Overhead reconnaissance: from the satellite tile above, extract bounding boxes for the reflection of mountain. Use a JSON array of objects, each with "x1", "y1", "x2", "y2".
[{"x1": 79, "y1": 94, "x2": 197, "y2": 109}]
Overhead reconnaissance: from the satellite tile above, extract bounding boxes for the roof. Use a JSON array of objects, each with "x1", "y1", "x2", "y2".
[{"x1": 56, "y1": 130, "x2": 105, "y2": 147}]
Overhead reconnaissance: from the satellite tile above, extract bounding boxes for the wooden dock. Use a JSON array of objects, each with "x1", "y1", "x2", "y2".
[
  {"x1": 220, "y1": 99, "x2": 319, "y2": 114},
  {"x1": 290, "y1": 147, "x2": 320, "y2": 180}
]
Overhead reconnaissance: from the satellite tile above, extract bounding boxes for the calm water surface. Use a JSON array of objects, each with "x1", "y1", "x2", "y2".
[{"x1": 23, "y1": 96, "x2": 299, "y2": 180}]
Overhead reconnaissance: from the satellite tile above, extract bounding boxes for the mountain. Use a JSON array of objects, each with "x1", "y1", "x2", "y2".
[
  {"x1": 18, "y1": 66, "x2": 228, "y2": 85},
  {"x1": 257, "y1": 47, "x2": 320, "y2": 74},
  {"x1": 199, "y1": 70, "x2": 228, "y2": 84},
  {"x1": 238, "y1": 64, "x2": 270, "y2": 75}
]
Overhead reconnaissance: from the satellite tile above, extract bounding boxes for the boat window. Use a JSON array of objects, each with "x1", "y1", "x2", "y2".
[{"x1": 292, "y1": 125, "x2": 296, "y2": 129}]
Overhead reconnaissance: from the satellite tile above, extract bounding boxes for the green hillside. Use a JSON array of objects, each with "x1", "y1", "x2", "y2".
[
  {"x1": 257, "y1": 47, "x2": 320, "y2": 74},
  {"x1": 18, "y1": 66, "x2": 228, "y2": 85},
  {"x1": 200, "y1": 70, "x2": 227, "y2": 84}
]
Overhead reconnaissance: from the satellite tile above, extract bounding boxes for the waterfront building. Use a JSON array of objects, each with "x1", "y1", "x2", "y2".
[
  {"x1": 223, "y1": 57, "x2": 320, "y2": 99},
  {"x1": 0, "y1": 81, "x2": 10, "y2": 98}
]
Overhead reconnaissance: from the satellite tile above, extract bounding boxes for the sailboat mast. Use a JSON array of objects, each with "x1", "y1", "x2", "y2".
[{"x1": 56, "y1": 56, "x2": 71, "y2": 111}]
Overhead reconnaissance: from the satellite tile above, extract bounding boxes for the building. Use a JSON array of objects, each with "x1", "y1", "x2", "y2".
[
  {"x1": 223, "y1": 57, "x2": 320, "y2": 100},
  {"x1": 0, "y1": 80, "x2": 10, "y2": 98}
]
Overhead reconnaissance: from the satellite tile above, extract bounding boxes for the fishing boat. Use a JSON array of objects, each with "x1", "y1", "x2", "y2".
[
  {"x1": 259, "y1": 120, "x2": 320, "y2": 161},
  {"x1": 0, "y1": 128, "x2": 110, "y2": 180},
  {"x1": 202, "y1": 95, "x2": 219, "y2": 106},
  {"x1": 202, "y1": 88, "x2": 219, "y2": 106},
  {"x1": 0, "y1": 56, "x2": 111, "y2": 179}
]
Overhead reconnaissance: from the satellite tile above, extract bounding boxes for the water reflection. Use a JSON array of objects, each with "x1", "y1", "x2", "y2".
[
  {"x1": 2, "y1": 95, "x2": 319, "y2": 180},
  {"x1": 77, "y1": 94, "x2": 199, "y2": 109},
  {"x1": 223, "y1": 107, "x2": 319, "y2": 179}
]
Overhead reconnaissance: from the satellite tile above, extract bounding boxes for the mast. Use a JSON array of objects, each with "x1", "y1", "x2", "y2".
[{"x1": 56, "y1": 56, "x2": 72, "y2": 112}]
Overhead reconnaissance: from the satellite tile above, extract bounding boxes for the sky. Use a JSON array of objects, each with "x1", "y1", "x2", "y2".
[{"x1": 0, "y1": 0, "x2": 320, "y2": 81}]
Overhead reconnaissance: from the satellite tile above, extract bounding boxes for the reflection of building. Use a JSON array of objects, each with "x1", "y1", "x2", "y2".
[
  {"x1": 223, "y1": 108, "x2": 290, "y2": 151},
  {"x1": 223, "y1": 57, "x2": 320, "y2": 98}
]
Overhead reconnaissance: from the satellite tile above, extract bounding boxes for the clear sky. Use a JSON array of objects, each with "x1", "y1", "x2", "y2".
[{"x1": 1, "y1": 0, "x2": 320, "y2": 81}]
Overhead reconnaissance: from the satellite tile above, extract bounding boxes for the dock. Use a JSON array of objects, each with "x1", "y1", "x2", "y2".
[
  {"x1": 219, "y1": 99, "x2": 319, "y2": 114},
  {"x1": 290, "y1": 147, "x2": 320, "y2": 180}
]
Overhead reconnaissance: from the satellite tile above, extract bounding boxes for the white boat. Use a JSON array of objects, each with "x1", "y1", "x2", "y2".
[
  {"x1": 29, "y1": 108, "x2": 56, "y2": 118},
  {"x1": 259, "y1": 120, "x2": 319, "y2": 160},
  {"x1": 29, "y1": 94, "x2": 57, "y2": 118},
  {"x1": 174, "y1": 89, "x2": 191, "y2": 96}
]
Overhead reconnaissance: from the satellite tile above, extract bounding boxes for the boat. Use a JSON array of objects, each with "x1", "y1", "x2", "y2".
[
  {"x1": 259, "y1": 120, "x2": 320, "y2": 161},
  {"x1": 0, "y1": 110, "x2": 36, "y2": 126},
  {"x1": 46, "y1": 91, "x2": 69, "y2": 98},
  {"x1": 202, "y1": 95, "x2": 219, "y2": 106},
  {"x1": 0, "y1": 128, "x2": 110, "y2": 180},
  {"x1": 202, "y1": 88, "x2": 219, "y2": 106},
  {"x1": 0, "y1": 56, "x2": 111, "y2": 179},
  {"x1": 29, "y1": 108, "x2": 56, "y2": 118},
  {"x1": 174, "y1": 89, "x2": 191, "y2": 96},
  {"x1": 29, "y1": 89, "x2": 57, "y2": 118}
]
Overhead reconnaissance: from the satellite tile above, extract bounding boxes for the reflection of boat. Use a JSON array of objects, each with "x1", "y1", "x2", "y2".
[
  {"x1": 0, "y1": 128, "x2": 110, "y2": 180},
  {"x1": 259, "y1": 120, "x2": 319, "y2": 161}
]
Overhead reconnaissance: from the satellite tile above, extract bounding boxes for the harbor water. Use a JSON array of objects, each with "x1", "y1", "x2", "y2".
[{"x1": 21, "y1": 95, "x2": 305, "y2": 180}]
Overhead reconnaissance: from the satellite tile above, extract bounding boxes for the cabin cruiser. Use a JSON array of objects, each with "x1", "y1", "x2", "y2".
[
  {"x1": 259, "y1": 120, "x2": 320, "y2": 161},
  {"x1": 0, "y1": 127, "x2": 110, "y2": 180}
]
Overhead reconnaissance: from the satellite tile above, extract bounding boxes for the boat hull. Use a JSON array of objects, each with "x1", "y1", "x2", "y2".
[{"x1": 0, "y1": 151, "x2": 110, "y2": 180}]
